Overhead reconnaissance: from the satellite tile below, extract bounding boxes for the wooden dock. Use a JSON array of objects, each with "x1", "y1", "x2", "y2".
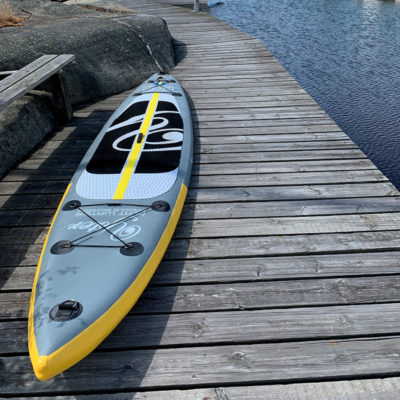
[{"x1": 2, "y1": 0, "x2": 400, "y2": 397}]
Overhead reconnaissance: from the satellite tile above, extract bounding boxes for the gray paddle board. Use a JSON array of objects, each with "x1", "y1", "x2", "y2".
[{"x1": 28, "y1": 73, "x2": 193, "y2": 380}]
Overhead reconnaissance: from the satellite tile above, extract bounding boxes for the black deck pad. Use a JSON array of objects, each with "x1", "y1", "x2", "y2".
[{"x1": 86, "y1": 99, "x2": 183, "y2": 175}]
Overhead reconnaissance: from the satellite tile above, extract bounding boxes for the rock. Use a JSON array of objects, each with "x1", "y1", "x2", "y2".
[
  {"x1": 0, "y1": 0, "x2": 175, "y2": 104},
  {"x1": 65, "y1": 0, "x2": 133, "y2": 14},
  {"x1": 0, "y1": 0, "x2": 175, "y2": 178},
  {"x1": 0, "y1": 92, "x2": 58, "y2": 178}
]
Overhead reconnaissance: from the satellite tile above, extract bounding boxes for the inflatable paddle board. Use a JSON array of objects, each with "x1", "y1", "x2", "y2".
[{"x1": 28, "y1": 73, "x2": 193, "y2": 380}]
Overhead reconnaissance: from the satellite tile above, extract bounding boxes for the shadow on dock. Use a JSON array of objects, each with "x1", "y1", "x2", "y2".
[{"x1": 173, "y1": 39, "x2": 188, "y2": 65}]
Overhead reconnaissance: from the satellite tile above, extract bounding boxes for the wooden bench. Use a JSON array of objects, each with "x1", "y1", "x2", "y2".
[{"x1": 0, "y1": 54, "x2": 75, "y2": 121}]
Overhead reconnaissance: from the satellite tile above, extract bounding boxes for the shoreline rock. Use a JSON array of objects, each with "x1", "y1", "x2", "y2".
[
  {"x1": 0, "y1": 92, "x2": 58, "y2": 178},
  {"x1": 0, "y1": 0, "x2": 175, "y2": 178},
  {"x1": 1, "y1": 0, "x2": 175, "y2": 105}
]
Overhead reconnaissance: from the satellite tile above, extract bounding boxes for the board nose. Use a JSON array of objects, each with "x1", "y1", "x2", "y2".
[
  {"x1": 29, "y1": 332, "x2": 63, "y2": 381},
  {"x1": 28, "y1": 323, "x2": 84, "y2": 381},
  {"x1": 31, "y1": 354, "x2": 52, "y2": 381},
  {"x1": 29, "y1": 340, "x2": 86, "y2": 381}
]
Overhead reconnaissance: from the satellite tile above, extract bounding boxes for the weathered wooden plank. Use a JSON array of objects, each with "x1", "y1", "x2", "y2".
[
  {"x1": 127, "y1": 275, "x2": 400, "y2": 314},
  {"x1": 176, "y1": 42, "x2": 267, "y2": 50},
  {"x1": 179, "y1": 72, "x2": 293, "y2": 81},
  {"x1": 0, "y1": 180, "x2": 68, "y2": 196},
  {"x1": 77, "y1": 95, "x2": 317, "y2": 110},
  {"x1": 166, "y1": 230, "x2": 400, "y2": 260},
  {"x1": 2, "y1": 197, "x2": 400, "y2": 228},
  {"x1": 187, "y1": 182, "x2": 398, "y2": 203},
  {"x1": 0, "y1": 55, "x2": 75, "y2": 111},
  {"x1": 86, "y1": 94, "x2": 318, "y2": 110},
  {"x1": 44, "y1": 135, "x2": 354, "y2": 153},
  {"x1": 174, "y1": 36, "x2": 262, "y2": 46},
  {"x1": 182, "y1": 78, "x2": 301, "y2": 89},
  {"x1": 0, "y1": 55, "x2": 56, "y2": 93},
  {"x1": 1, "y1": 169, "x2": 386, "y2": 189},
  {"x1": 152, "y1": 251, "x2": 400, "y2": 284},
  {"x1": 196, "y1": 150, "x2": 367, "y2": 163},
  {"x1": 174, "y1": 212, "x2": 400, "y2": 238},
  {"x1": 196, "y1": 124, "x2": 341, "y2": 134},
  {"x1": 170, "y1": 24, "x2": 243, "y2": 32},
  {"x1": 31, "y1": 128, "x2": 96, "y2": 144},
  {"x1": 191, "y1": 170, "x2": 386, "y2": 188},
  {"x1": 183, "y1": 38, "x2": 272, "y2": 49},
  {"x1": 26, "y1": 148, "x2": 366, "y2": 164},
  {"x1": 175, "y1": 53, "x2": 278, "y2": 62},
  {"x1": 179, "y1": 67, "x2": 288, "y2": 76},
  {"x1": 174, "y1": 40, "x2": 264, "y2": 49},
  {"x1": 189, "y1": 89, "x2": 309, "y2": 98},
  {"x1": 6, "y1": 378, "x2": 400, "y2": 400},
  {"x1": 0, "y1": 388, "x2": 220, "y2": 400},
  {"x1": 185, "y1": 81, "x2": 306, "y2": 90},
  {"x1": 178, "y1": 62, "x2": 285, "y2": 70},
  {"x1": 176, "y1": 51, "x2": 275, "y2": 58},
  {"x1": 0, "y1": 209, "x2": 55, "y2": 227},
  {"x1": 175, "y1": 33, "x2": 260, "y2": 42},
  {"x1": 192, "y1": 110, "x2": 328, "y2": 122},
  {"x1": 24, "y1": 138, "x2": 358, "y2": 162},
  {"x1": 16, "y1": 132, "x2": 353, "y2": 152},
  {"x1": 178, "y1": 52, "x2": 285, "y2": 61},
  {"x1": 4, "y1": 337, "x2": 400, "y2": 394},
  {"x1": 174, "y1": 62, "x2": 288, "y2": 71},
  {"x1": 4, "y1": 275, "x2": 400, "y2": 319},
  {"x1": 2, "y1": 200, "x2": 400, "y2": 237},
  {"x1": 0, "y1": 226, "x2": 46, "y2": 246},
  {"x1": 195, "y1": 132, "x2": 348, "y2": 144},
  {"x1": 1, "y1": 194, "x2": 398, "y2": 227},
  {"x1": 3, "y1": 229, "x2": 400, "y2": 265},
  {"x1": 82, "y1": 99, "x2": 321, "y2": 113},
  {"x1": 192, "y1": 103, "x2": 324, "y2": 113},
  {"x1": 194, "y1": 159, "x2": 375, "y2": 174},
  {"x1": 16, "y1": 157, "x2": 82, "y2": 171},
  {"x1": 177, "y1": 43, "x2": 274, "y2": 52},
  {"x1": 177, "y1": 68, "x2": 295, "y2": 77},
  {"x1": 2, "y1": 169, "x2": 73, "y2": 182},
  {"x1": 193, "y1": 117, "x2": 343, "y2": 129},
  {"x1": 175, "y1": 33, "x2": 254, "y2": 42},
  {"x1": 175, "y1": 45, "x2": 268, "y2": 52},
  {"x1": 10, "y1": 159, "x2": 373, "y2": 179},
  {"x1": 69, "y1": 115, "x2": 335, "y2": 128},
  {"x1": 0, "y1": 193, "x2": 61, "y2": 210},
  {"x1": 75, "y1": 106, "x2": 326, "y2": 119},
  {"x1": 3, "y1": 187, "x2": 400, "y2": 229},
  {"x1": 0, "y1": 182, "x2": 395, "y2": 213},
  {"x1": 0, "y1": 171, "x2": 387, "y2": 196},
  {"x1": 4, "y1": 250, "x2": 400, "y2": 290},
  {"x1": 222, "y1": 379, "x2": 400, "y2": 400},
  {"x1": 4, "y1": 303, "x2": 400, "y2": 355},
  {"x1": 19, "y1": 149, "x2": 368, "y2": 166},
  {"x1": 194, "y1": 141, "x2": 358, "y2": 153},
  {"x1": 182, "y1": 197, "x2": 400, "y2": 219}
]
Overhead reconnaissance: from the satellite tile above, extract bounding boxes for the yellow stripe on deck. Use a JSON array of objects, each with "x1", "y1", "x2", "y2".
[{"x1": 113, "y1": 93, "x2": 160, "y2": 200}]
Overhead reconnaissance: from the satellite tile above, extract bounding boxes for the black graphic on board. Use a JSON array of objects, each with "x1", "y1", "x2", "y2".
[
  {"x1": 136, "y1": 101, "x2": 183, "y2": 174},
  {"x1": 86, "y1": 100, "x2": 183, "y2": 175},
  {"x1": 111, "y1": 101, "x2": 148, "y2": 128}
]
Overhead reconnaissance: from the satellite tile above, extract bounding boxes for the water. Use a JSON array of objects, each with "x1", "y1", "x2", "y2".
[{"x1": 210, "y1": 0, "x2": 400, "y2": 189}]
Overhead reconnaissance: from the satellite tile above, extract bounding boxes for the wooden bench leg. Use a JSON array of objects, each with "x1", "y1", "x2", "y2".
[{"x1": 44, "y1": 70, "x2": 73, "y2": 122}]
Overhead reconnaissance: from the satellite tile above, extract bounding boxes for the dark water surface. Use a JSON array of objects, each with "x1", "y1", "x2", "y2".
[{"x1": 210, "y1": 0, "x2": 400, "y2": 189}]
